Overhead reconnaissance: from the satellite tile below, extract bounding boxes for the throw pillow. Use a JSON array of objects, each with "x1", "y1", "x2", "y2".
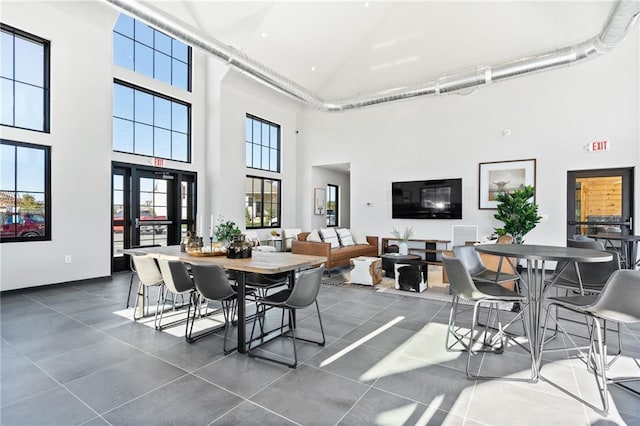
[
  {"x1": 336, "y1": 228, "x2": 355, "y2": 246},
  {"x1": 319, "y1": 228, "x2": 340, "y2": 248},
  {"x1": 351, "y1": 230, "x2": 369, "y2": 245},
  {"x1": 307, "y1": 229, "x2": 322, "y2": 242},
  {"x1": 283, "y1": 228, "x2": 302, "y2": 251}
]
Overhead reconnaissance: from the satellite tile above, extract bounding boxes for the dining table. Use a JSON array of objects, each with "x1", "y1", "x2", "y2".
[
  {"x1": 586, "y1": 233, "x2": 640, "y2": 270},
  {"x1": 474, "y1": 243, "x2": 613, "y2": 381},
  {"x1": 123, "y1": 245, "x2": 327, "y2": 353}
]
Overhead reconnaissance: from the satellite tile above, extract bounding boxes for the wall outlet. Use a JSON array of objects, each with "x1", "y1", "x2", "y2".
[{"x1": 65, "y1": 255, "x2": 72, "y2": 263}]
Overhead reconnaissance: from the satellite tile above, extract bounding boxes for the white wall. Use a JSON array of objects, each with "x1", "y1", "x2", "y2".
[
  {"x1": 298, "y1": 33, "x2": 640, "y2": 247},
  {"x1": 310, "y1": 167, "x2": 351, "y2": 230},
  {"x1": 1, "y1": 2, "x2": 117, "y2": 290}
]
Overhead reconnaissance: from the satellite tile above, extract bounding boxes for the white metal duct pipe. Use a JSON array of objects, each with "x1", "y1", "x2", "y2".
[{"x1": 105, "y1": 0, "x2": 640, "y2": 112}]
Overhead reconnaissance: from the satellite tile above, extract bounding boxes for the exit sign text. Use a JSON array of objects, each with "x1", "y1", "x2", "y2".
[
  {"x1": 588, "y1": 140, "x2": 610, "y2": 152},
  {"x1": 153, "y1": 157, "x2": 165, "y2": 167}
]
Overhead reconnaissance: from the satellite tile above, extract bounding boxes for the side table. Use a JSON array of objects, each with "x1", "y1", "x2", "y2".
[
  {"x1": 380, "y1": 253, "x2": 421, "y2": 278},
  {"x1": 350, "y1": 256, "x2": 382, "y2": 286}
]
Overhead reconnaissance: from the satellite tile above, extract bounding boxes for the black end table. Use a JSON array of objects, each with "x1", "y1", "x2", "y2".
[{"x1": 380, "y1": 253, "x2": 422, "y2": 278}]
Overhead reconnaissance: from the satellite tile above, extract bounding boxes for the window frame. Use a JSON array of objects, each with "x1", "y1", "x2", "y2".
[
  {"x1": 112, "y1": 79, "x2": 192, "y2": 163},
  {"x1": 245, "y1": 114, "x2": 281, "y2": 173},
  {"x1": 112, "y1": 14, "x2": 192, "y2": 92},
  {"x1": 245, "y1": 175, "x2": 281, "y2": 229},
  {"x1": 0, "y1": 139, "x2": 51, "y2": 243},
  {"x1": 0, "y1": 23, "x2": 51, "y2": 133}
]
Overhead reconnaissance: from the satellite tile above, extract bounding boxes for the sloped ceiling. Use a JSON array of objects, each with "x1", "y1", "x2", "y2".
[{"x1": 140, "y1": 1, "x2": 617, "y2": 101}]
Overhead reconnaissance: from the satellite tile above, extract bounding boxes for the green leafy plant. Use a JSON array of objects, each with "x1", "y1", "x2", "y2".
[
  {"x1": 493, "y1": 185, "x2": 542, "y2": 244},
  {"x1": 391, "y1": 226, "x2": 414, "y2": 243},
  {"x1": 214, "y1": 217, "x2": 241, "y2": 244}
]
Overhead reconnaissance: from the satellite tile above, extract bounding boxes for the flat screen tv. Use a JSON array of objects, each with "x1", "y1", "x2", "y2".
[{"x1": 392, "y1": 178, "x2": 462, "y2": 219}]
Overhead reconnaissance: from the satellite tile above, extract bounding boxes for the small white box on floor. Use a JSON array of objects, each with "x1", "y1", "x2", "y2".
[{"x1": 349, "y1": 256, "x2": 382, "y2": 286}]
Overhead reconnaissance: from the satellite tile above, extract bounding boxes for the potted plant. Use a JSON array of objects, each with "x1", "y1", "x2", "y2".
[
  {"x1": 214, "y1": 217, "x2": 241, "y2": 245},
  {"x1": 493, "y1": 185, "x2": 542, "y2": 244},
  {"x1": 391, "y1": 226, "x2": 414, "y2": 255}
]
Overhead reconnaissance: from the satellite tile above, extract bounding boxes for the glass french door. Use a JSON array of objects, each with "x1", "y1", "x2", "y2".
[
  {"x1": 112, "y1": 163, "x2": 196, "y2": 272},
  {"x1": 567, "y1": 167, "x2": 634, "y2": 238}
]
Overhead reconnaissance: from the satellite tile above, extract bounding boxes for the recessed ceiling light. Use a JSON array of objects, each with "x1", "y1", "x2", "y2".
[
  {"x1": 364, "y1": 2, "x2": 370, "y2": 7},
  {"x1": 261, "y1": 32, "x2": 267, "y2": 38},
  {"x1": 311, "y1": 66, "x2": 316, "y2": 71}
]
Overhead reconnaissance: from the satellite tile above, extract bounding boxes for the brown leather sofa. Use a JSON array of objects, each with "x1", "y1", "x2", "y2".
[{"x1": 291, "y1": 231, "x2": 378, "y2": 274}]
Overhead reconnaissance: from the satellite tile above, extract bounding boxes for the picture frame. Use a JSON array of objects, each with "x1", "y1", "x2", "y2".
[
  {"x1": 314, "y1": 188, "x2": 326, "y2": 215},
  {"x1": 478, "y1": 158, "x2": 536, "y2": 209}
]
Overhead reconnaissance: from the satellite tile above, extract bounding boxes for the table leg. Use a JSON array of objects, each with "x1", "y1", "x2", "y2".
[
  {"x1": 523, "y1": 259, "x2": 548, "y2": 382},
  {"x1": 237, "y1": 271, "x2": 246, "y2": 353}
]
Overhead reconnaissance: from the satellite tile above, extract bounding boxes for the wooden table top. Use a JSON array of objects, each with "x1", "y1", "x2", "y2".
[{"x1": 122, "y1": 245, "x2": 327, "y2": 274}]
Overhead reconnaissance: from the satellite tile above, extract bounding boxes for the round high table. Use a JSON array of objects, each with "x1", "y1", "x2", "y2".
[
  {"x1": 474, "y1": 244, "x2": 613, "y2": 381},
  {"x1": 586, "y1": 233, "x2": 640, "y2": 270}
]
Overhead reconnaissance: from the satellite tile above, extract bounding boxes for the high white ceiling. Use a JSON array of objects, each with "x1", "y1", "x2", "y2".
[{"x1": 144, "y1": 1, "x2": 616, "y2": 101}]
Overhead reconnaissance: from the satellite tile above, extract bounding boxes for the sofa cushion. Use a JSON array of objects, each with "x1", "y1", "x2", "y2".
[
  {"x1": 336, "y1": 228, "x2": 355, "y2": 247},
  {"x1": 351, "y1": 230, "x2": 369, "y2": 245},
  {"x1": 307, "y1": 229, "x2": 322, "y2": 242},
  {"x1": 320, "y1": 228, "x2": 340, "y2": 248}
]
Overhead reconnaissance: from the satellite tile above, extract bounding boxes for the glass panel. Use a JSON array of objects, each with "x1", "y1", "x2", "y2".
[
  {"x1": 245, "y1": 143, "x2": 252, "y2": 167},
  {"x1": 155, "y1": 178, "x2": 167, "y2": 193},
  {"x1": 252, "y1": 120, "x2": 261, "y2": 144},
  {"x1": 171, "y1": 132, "x2": 187, "y2": 161},
  {"x1": 134, "y1": 90, "x2": 153, "y2": 124},
  {"x1": 270, "y1": 126, "x2": 278, "y2": 148},
  {"x1": 134, "y1": 42, "x2": 153, "y2": 77},
  {"x1": 14, "y1": 82, "x2": 43, "y2": 131},
  {"x1": 261, "y1": 147, "x2": 269, "y2": 171},
  {"x1": 113, "y1": 118, "x2": 133, "y2": 152},
  {"x1": 574, "y1": 176, "x2": 623, "y2": 235},
  {"x1": 171, "y1": 103, "x2": 188, "y2": 133},
  {"x1": 154, "y1": 96, "x2": 171, "y2": 129},
  {"x1": 113, "y1": 174, "x2": 124, "y2": 191},
  {"x1": 0, "y1": 144, "x2": 16, "y2": 189},
  {"x1": 113, "y1": 33, "x2": 134, "y2": 69},
  {"x1": 154, "y1": 52, "x2": 171, "y2": 85},
  {"x1": 245, "y1": 117, "x2": 252, "y2": 142},
  {"x1": 134, "y1": 123, "x2": 153, "y2": 155},
  {"x1": 0, "y1": 31, "x2": 14, "y2": 79},
  {"x1": 172, "y1": 39, "x2": 188, "y2": 62},
  {"x1": 171, "y1": 59, "x2": 187, "y2": 90},
  {"x1": 114, "y1": 13, "x2": 134, "y2": 37},
  {"x1": 154, "y1": 31, "x2": 171, "y2": 55},
  {"x1": 16, "y1": 147, "x2": 44, "y2": 192},
  {"x1": 134, "y1": 20, "x2": 153, "y2": 47},
  {"x1": 1, "y1": 78, "x2": 13, "y2": 126},
  {"x1": 270, "y1": 148, "x2": 278, "y2": 172},
  {"x1": 252, "y1": 145, "x2": 261, "y2": 168},
  {"x1": 262, "y1": 122, "x2": 269, "y2": 147},
  {"x1": 113, "y1": 84, "x2": 134, "y2": 119},
  {"x1": 139, "y1": 177, "x2": 153, "y2": 192},
  {"x1": 14, "y1": 36, "x2": 43, "y2": 86},
  {"x1": 154, "y1": 128, "x2": 171, "y2": 158}
]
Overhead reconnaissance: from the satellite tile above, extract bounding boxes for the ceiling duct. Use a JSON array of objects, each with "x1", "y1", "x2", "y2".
[{"x1": 105, "y1": 0, "x2": 640, "y2": 112}]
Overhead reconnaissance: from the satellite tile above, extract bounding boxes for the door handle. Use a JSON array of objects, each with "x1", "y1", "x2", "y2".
[{"x1": 134, "y1": 218, "x2": 140, "y2": 229}]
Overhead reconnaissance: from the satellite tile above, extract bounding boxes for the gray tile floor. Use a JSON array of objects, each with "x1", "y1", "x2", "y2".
[{"x1": 1, "y1": 272, "x2": 639, "y2": 425}]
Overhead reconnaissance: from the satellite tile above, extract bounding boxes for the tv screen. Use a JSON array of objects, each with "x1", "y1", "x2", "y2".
[{"x1": 392, "y1": 178, "x2": 462, "y2": 219}]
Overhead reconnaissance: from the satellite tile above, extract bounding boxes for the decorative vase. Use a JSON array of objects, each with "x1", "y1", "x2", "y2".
[
  {"x1": 399, "y1": 242, "x2": 409, "y2": 255},
  {"x1": 227, "y1": 234, "x2": 252, "y2": 259}
]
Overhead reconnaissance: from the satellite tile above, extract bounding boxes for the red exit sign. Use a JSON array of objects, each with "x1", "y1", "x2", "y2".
[
  {"x1": 153, "y1": 157, "x2": 165, "y2": 167},
  {"x1": 588, "y1": 140, "x2": 610, "y2": 152}
]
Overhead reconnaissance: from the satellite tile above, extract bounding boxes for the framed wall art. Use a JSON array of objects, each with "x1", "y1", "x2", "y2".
[
  {"x1": 478, "y1": 158, "x2": 536, "y2": 209},
  {"x1": 314, "y1": 188, "x2": 326, "y2": 215}
]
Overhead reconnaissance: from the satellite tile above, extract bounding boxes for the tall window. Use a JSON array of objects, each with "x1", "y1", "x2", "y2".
[
  {"x1": 113, "y1": 81, "x2": 190, "y2": 162},
  {"x1": 245, "y1": 114, "x2": 280, "y2": 172},
  {"x1": 245, "y1": 176, "x2": 281, "y2": 229},
  {"x1": 0, "y1": 140, "x2": 50, "y2": 242},
  {"x1": 113, "y1": 14, "x2": 191, "y2": 91},
  {"x1": 327, "y1": 184, "x2": 338, "y2": 227},
  {"x1": 0, "y1": 24, "x2": 50, "y2": 132}
]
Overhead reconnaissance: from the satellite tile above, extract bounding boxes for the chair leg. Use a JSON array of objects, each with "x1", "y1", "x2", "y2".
[
  {"x1": 126, "y1": 273, "x2": 136, "y2": 308},
  {"x1": 289, "y1": 309, "x2": 298, "y2": 368},
  {"x1": 592, "y1": 318, "x2": 610, "y2": 415}
]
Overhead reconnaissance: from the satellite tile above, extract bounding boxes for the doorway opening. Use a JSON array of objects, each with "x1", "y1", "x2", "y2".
[{"x1": 112, "y1": 162, "x2": 196, "y2": 272}]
